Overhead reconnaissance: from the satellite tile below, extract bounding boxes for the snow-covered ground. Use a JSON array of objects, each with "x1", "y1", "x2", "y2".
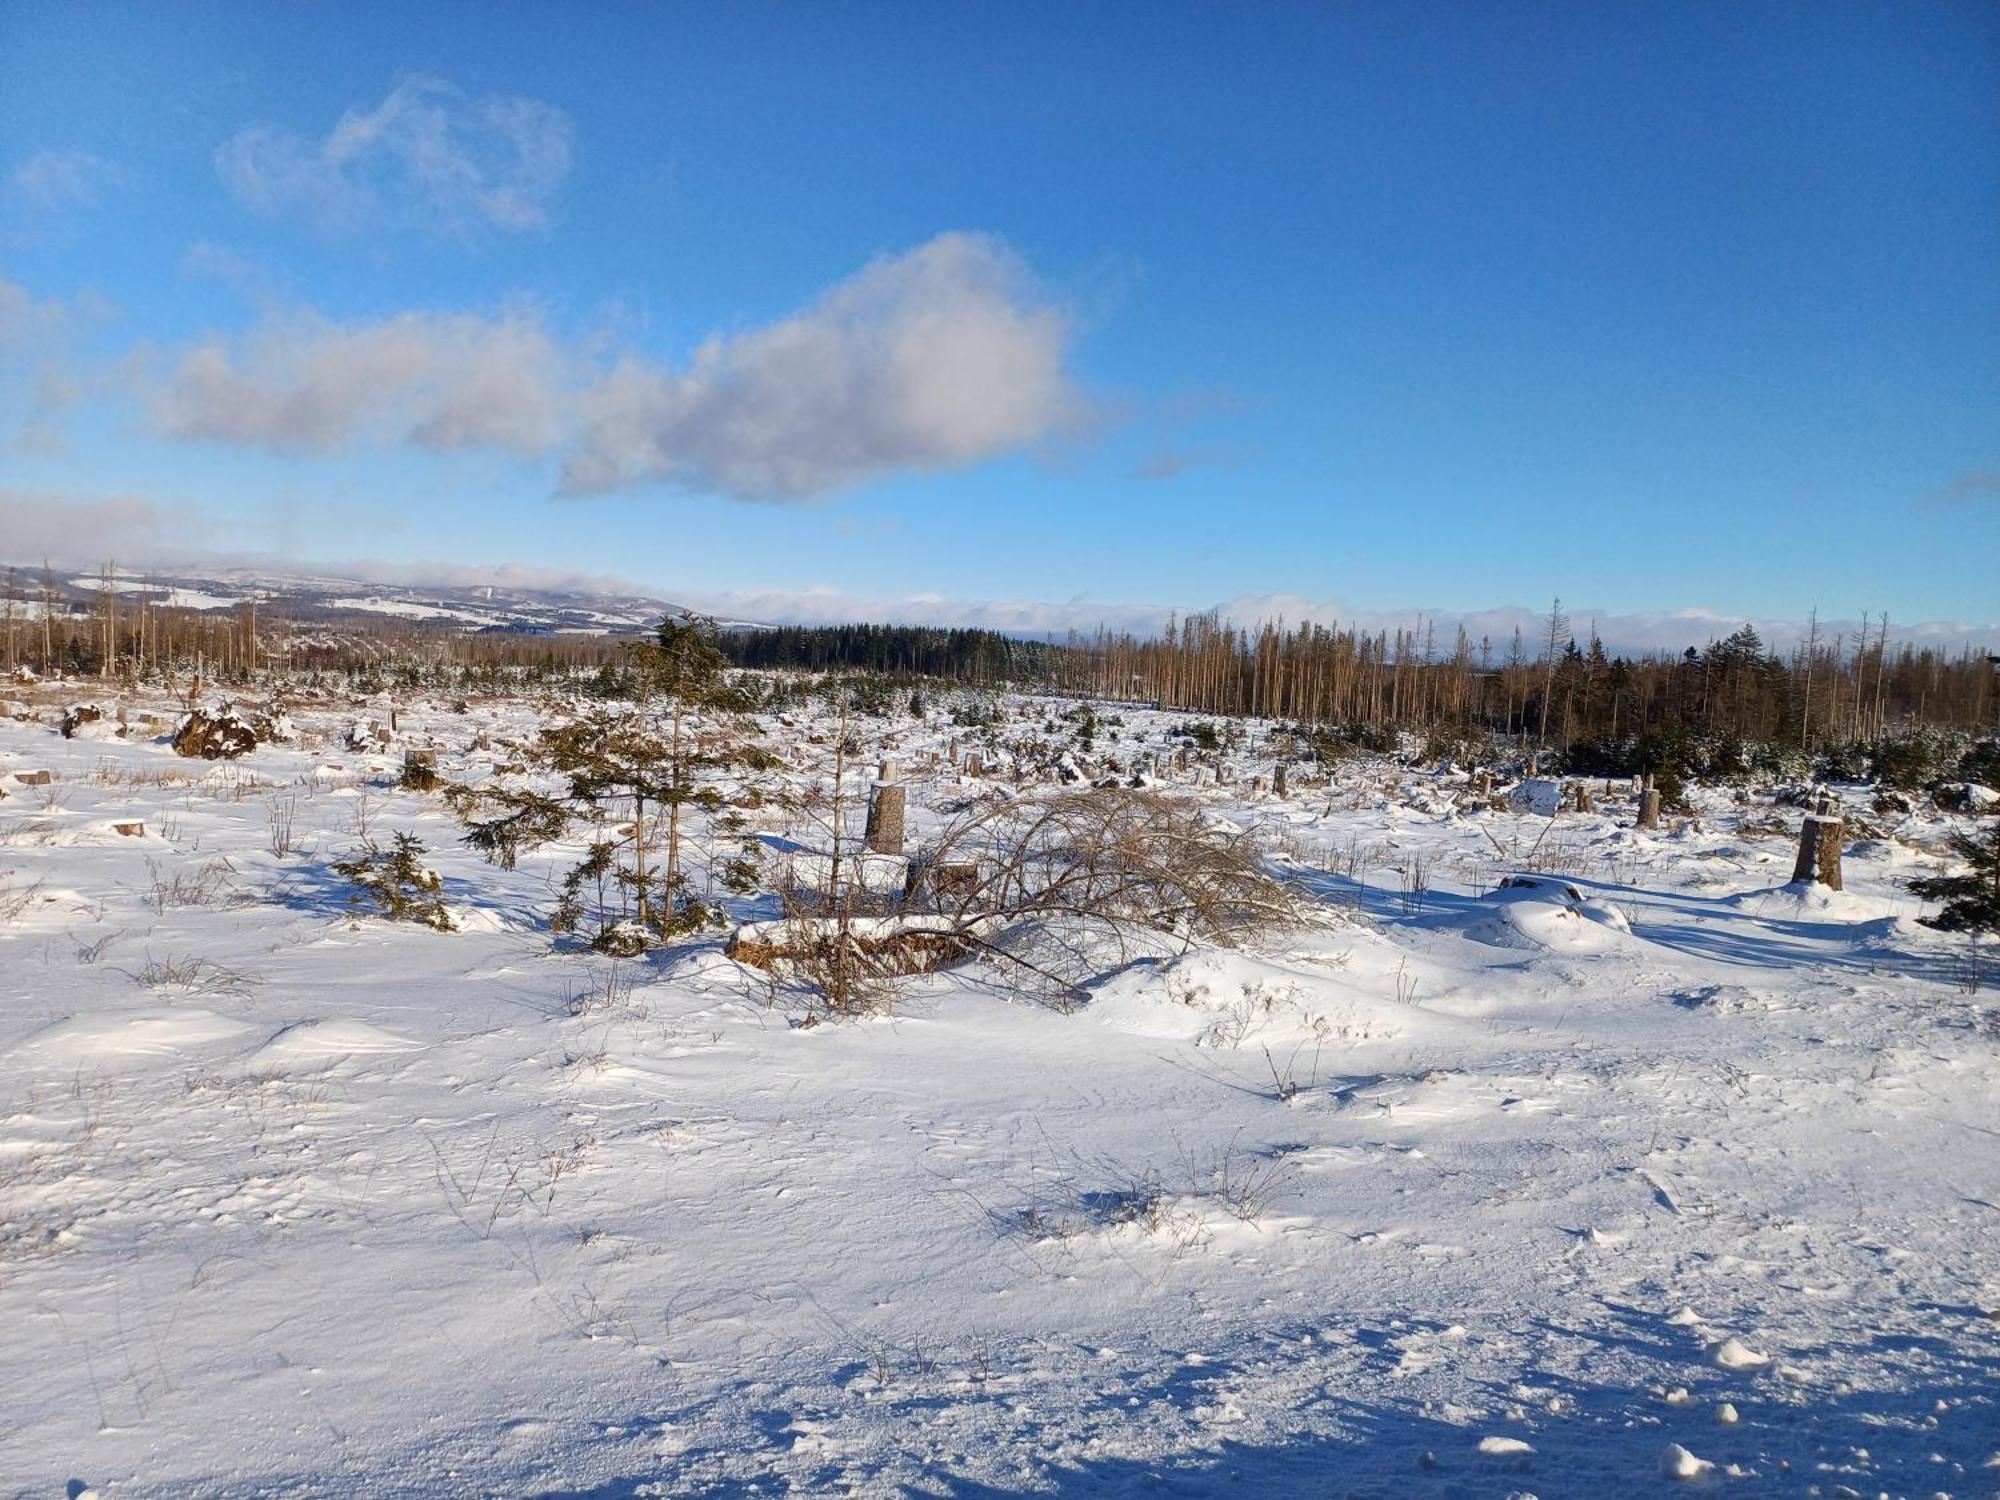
[{"x1": 1, "y1": 685, "x2": 1995, "y2": 1497}]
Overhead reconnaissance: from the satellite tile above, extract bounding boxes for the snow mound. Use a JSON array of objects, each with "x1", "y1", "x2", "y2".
[
  {"x1": 1457, "y1": 897, "x2": 1633, "y2": 952},
  {"x1": 1507, "y1": 778, "x2": 1564, "y2": 816},
  {"x1": 1086, "y1": 947, "x2": 1466, "y2": 1045},
  {"x1": 22, "y1": 1009, "x2": 253, "y2": 1066},
  {"x1": 1706, "y1": 1335, "x2": 1770, "y2": 1369},
  {"x1": 1735, "y1": 882, "x2": 1897, "y2": 922},
  {"x1": 444, "y1": 906, "x2": 527, "y2": 934},
  {"x1": 1660, "y1": 1442, "x2": 1714, "y2": 1479},
  {"x1": 249, "y1": 1019, "x2": 423, "y2": 1070}
]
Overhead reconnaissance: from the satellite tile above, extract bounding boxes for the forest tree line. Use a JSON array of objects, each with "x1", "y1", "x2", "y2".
[
  {"x1": 1038, "y1": 606, "x2": 1997, "y2": 754},
  {"x1": 6, "y1": 568, "x2": 1994, "y2": 763}
]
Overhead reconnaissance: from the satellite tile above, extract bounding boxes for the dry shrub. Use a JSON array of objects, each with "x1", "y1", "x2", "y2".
[
  {"x1": 750, "y1": 787, "x2": 1298, "y2": 1015},
  {"x1": 0, "y1": 870, "x2": 44, "y2": 922},
  {"x1": 145, "y1": 855, "x2": 238, "y2": 913}
]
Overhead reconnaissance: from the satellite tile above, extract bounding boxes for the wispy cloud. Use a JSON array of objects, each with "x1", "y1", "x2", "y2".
[
  {"x1": 141, "y1": 232, "x2": 1086, "y2": 500},
  {"x1": 1132, "y1": 443, "x2": 1240, "y2": 482},
  {"x1": 7, "y1": 149, "x2": 124, "y2": 211},
  {"x1": 215, "y1": 74, "x2": 574, "y2": 238},
  {"x1": 149, "y1": 304, "x2": 568, "y2": 454},
  {"x1": 562, "y1": 233, "x2": 1082, "y2": 499},
  {"x1": 0, "y1": 278, "x2": 114, "y2": 452},
  {"x1": 9, "y1": 151, "x2": 124, "y2": 213},
  {"x1": 1934, "y1": 471, "x2": 2000, "y2": 506},
  {"x1": 0, "y1": 490, "x2": 214, "y2": 565}
]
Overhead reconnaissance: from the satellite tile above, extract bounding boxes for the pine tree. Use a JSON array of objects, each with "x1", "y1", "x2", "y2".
[
  {"x1": 450, "y1": 615, "x2": 772, "y2": 953},
  {"x1": 333, "y1": 832, "x2": 455, "y2": 931},
  {"x1": 1910, "y1": 824, "x2": 2000, "y2": 936},
  {"x1": 628, "y1": 614, "x2": 755, "y2": 922}
]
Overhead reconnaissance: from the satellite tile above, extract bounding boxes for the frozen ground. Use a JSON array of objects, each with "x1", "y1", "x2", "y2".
[{"x1": 0, "y1": 686, "x2": 1995, "y2": 1497}]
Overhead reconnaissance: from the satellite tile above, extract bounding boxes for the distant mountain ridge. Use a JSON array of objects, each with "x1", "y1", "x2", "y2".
[{"x1": 1, "y1": 563, "x2": 770, "y2": 637}]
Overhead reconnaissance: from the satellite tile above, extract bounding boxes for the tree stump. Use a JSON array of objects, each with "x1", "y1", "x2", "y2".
[
  {"x1": 1637, "y1": 789, "x2": 1661, "y2": 830},
  {"x1": 401, "y1": 749, "x2": 440, "y2": 792},
  {"x1": 865, "y1": 781, "x2": 906, "y2": 856},
  {"x1": 1575, "y1": 783, "x2": 1593, "y2": 813},
  {"x1": 1273, "y1": 761, "x2": 1288, "y2": 799},
  {"x1": 964, "y1": 753, "x2": 983, "y2": 779},
  {"x1": 60, "y1": 704, "x2": 104, "y2": 738},
  {"x1": 1791, "y1": 814, "x2": 1844, "y2": 890}
]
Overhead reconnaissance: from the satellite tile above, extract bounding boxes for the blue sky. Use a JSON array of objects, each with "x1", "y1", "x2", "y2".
[{"x1": 2, "y1": 1, "x2": 1995, "y2": 643}]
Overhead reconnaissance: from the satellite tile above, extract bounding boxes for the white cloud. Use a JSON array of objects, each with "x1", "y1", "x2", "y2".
[
  {"x1": 8, "y1": 149, "x2": 123, "y2": 211},
  {"x1": 0, "y1": 278, "x2": 103, "y2": 452},
  {"x1": 150, "y1": 306, "x2": 567, "y2": 454},
  {"x1": 142, "y1": 232, "x2": 1084, "y2": 500},
  {"x1": 562, "y1": 232, "x2": 1082, "y2": 499},
  {"x1": 0, "y1": 490, "x2": 215, "y2": 566},
  {"x1": 215, "y1": 75, "x2": 574, "y2": 238}
]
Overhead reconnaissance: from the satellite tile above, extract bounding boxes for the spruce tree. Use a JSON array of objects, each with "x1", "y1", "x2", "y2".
[
  {"x1": 1910, "y1": 824, "x2": 2000, "y2": 936},
  {"x1": 450, "y1": 614, "x2": 772, "y2": 952}
]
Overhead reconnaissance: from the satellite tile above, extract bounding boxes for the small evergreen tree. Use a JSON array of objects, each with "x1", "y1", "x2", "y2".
[
  {"x1": 449, "y1": 615, "x2": 771, "y2": 952},
  {"x1": 333, "y1": 832, "x2": 455, "y2": 931},
  {"x1": 1910, "y1": 824, "x2": 2000, "y2": 936}
]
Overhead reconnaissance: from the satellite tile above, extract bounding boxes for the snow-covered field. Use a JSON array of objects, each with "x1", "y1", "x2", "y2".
[{"x1": 1, "y1": 685, "x2": 1995, "y2": 1497}]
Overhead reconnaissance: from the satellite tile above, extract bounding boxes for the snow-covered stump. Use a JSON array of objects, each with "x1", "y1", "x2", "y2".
[
  {"x1": 866, "y1": 774, "x2": 906, "y2": 857},
  {"x1": 401, "y1": 749, "x2": 440, "y2": 792},
  {"x1": 1791, "y1": 813, "x2": 1845, "y2": 890},
  {"x1": 1273, "y1": 761, "x2": 1288, "y2": 799},
  {"x1": 1637, "y1": 773, "x2": 1661, "y2": 830}
]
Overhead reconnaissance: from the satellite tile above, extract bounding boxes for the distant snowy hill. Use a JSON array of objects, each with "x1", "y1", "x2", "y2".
[{"x1": 3, "y1": 563, "x2": 769, "y2": 637}]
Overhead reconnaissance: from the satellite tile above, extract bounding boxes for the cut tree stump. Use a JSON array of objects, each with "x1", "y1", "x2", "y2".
[
  {"x1": 401, "y1": 749, "x2": 440, "y2": 791},
  {"x1": 1637, "y1": 771, "x2": 1660, "y2": 830},
  {"x1": 1791, "y1": 813, "x2": 1845, "y2": 890},
  {"x1": 865, "y1": 781, "x2": 906, "y2": 856}
]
